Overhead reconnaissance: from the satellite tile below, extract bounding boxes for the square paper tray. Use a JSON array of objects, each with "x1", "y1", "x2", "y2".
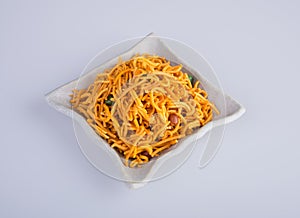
[{"x1": 46, "y1": 34, "x2": 245, "y2": 189}]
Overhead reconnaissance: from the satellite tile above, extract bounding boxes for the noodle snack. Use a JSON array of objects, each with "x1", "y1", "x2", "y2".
[{"x1": 70, "y1": 55, "x2": 219, "y2": 167}]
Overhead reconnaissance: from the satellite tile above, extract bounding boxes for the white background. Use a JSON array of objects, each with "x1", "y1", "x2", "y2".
[{"x1": 1, "y1": 0, "x2": 300, "y2": 217}]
